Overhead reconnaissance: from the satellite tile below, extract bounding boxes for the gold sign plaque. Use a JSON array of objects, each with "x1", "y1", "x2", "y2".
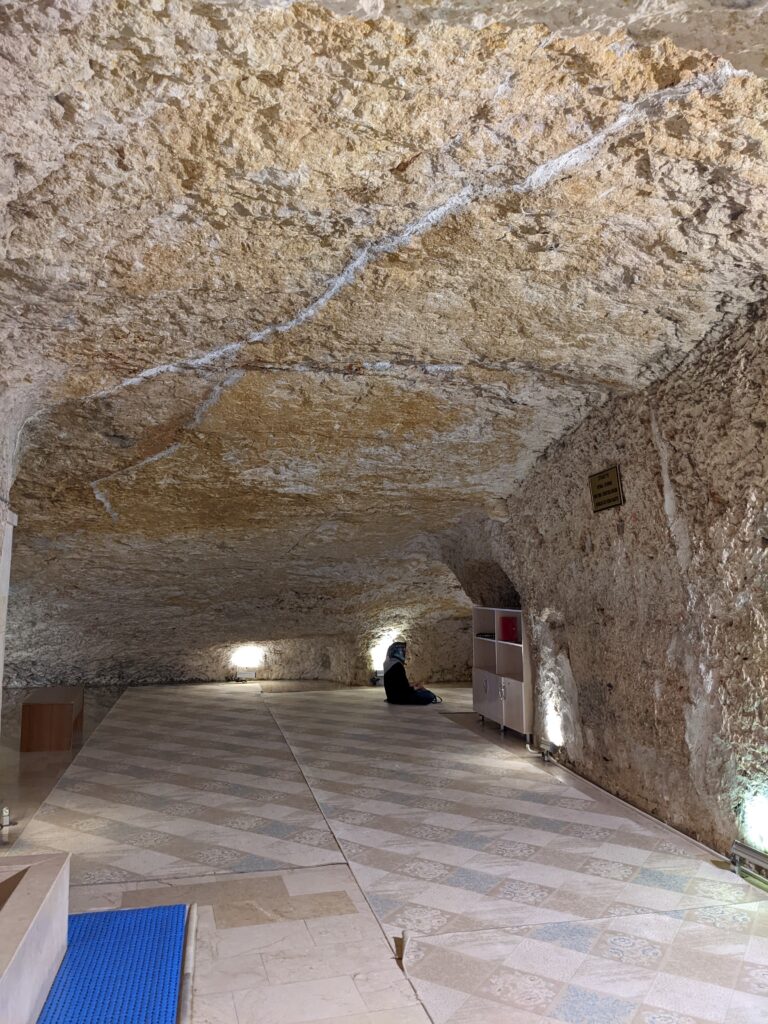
[{"x1": 589, "y1": 465, "x2": 624, "y2": 512}]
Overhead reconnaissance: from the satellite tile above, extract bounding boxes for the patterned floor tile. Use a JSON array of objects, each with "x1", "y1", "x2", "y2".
[
  {"x1": 6, "y1": 683, "x2": 767, "y2": 1024},
  {"x1": 266, "y1": 688, "x2": 768, "y2": 1024},
  {"x1": 2, "y1": 685, "x2": 344, "y2": 880}
]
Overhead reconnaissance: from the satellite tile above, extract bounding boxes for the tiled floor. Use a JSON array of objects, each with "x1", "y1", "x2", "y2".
[
  {"x1": 3, "y1": 683, "x2": 767, "y2": 1024},
  {"x1": 0, "y1": 680, "x2": 341, "y2": 851},
  {"x1": 0, "y1": 684, "x2": 124, "y2": 845},
  {"x1": 70, "y1": 864, "x2": 427, "y2": 1024},
  {"x1": 5, "y1": 684, "x2": 344, "y2": 883},
  {"x1": 268, "y1": 689, "x2": 768, "y2": 1024},
  {"x1": 2, "y1": 683, "x2": 429, "y2": 1024}
]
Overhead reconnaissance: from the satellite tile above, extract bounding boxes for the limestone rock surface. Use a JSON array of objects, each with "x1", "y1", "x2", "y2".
[
  {"x1": 497, "y1": 308, "x2": 767, "y2": 852},
  {"x1": 384, "y1": 0, "x2": 768, "y2": 78},
  {"x1": 1, "y1": 3, "x2": 767, "y2": 709}
]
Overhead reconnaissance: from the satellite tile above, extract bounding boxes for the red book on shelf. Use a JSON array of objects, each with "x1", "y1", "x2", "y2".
[{"x1": 499, "y1": 616, "x2": 519, "y2": 643}]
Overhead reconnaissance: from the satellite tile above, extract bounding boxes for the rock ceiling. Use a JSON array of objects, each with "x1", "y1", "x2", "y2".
[{"x1": 1, "y1": 1, "x2": 767, "y2": 682}]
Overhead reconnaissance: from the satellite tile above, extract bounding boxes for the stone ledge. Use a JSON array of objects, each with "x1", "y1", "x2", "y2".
[{"x1": 0, "y1": 852, "x2": 69, "y2": 1024}]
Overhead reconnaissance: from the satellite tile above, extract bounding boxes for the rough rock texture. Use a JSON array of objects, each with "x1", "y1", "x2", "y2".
[
  {"x1": 1, "y1": 3, "x2": 767, "y2": 842},
  {"x1": 234, "y1": 637, "x2": 368, "y2": 683},
  {"x1": 495, "y1": 310, "x2": 767, "y2": 853},
  {"x1": 200, "y1": 621, "x2": 469, "y2": 683},
  {"x1": 382, "y1": 0, "x2": 768, "y2": 78},
  {"x1": 0, "y1": 502, "x2": 16, "y2": 724},
  {"x1": 406, "y1": 616, "x2": 473, "y2": 684},
  {"x1": 1, "y1": 0, "x2": 765, "y2": 78}
]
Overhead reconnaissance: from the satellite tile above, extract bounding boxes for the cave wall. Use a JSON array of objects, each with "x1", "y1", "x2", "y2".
[
  {"x1": 1, "y1": 631, "x2": 367, "y2": 689},
  {"x1": 231, "y1": 626, "x2": 472, "y2": 685},
  {"x1": 237, "y1": 623, "x2": 473, "y2": 686},
  {"x1": 1, "y1": 617, "x2": 469, "y2": 690},
  {"x1": 497, "y1": 308, "x2": 767, "y2": 853},
  {"x1": 0, "y1": 413, "x2": 23, "y2": 725},
  {"x1": 0, "y1": 502, "x2": 17, "y2": 724},
  {"x1": 406, "y1": 616, "x2": 472, "y2": 685},
  {"x1": 245, "y1": 637, "x2": 368, "y2": 684}
]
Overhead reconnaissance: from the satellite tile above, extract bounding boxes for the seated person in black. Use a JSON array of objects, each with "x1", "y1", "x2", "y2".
[{"x1": 383, "y1": 639, "x2": 441, "y2": 705}]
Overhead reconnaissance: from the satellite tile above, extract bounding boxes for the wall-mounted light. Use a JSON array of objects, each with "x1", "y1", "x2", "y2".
[
  {"x1": 230, "y1": 644, "x2": 265, "y2": 678},
  {"x1": 730, "y1": 791, "x2": 768, "y2": 892},
  {"x1": 731, "y1": 840, "x2": 768, "y2": 891},
  {"x1": 742, "y1": 791, "x2": 768, "y2": 854}
]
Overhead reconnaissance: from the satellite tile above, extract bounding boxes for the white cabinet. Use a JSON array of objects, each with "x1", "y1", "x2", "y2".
[{"x1": 472, "y1": 607, "x2": 533, "y2": 739}]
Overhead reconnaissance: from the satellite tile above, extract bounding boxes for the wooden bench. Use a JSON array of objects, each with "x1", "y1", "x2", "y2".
[{"x1": 20, "y1": 687, "x2": 84, "y2": 753}]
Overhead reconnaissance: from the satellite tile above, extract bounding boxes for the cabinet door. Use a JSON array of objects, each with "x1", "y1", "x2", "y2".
[
  {"x1": 472, "y1": 668, "x2": 487, "y2": 715},
  {"x1": 501, "y1": 677, "x2": 534, "y2": 734},
  {"x1": 484, "y1": 673, "x2": 503, "y2": 726}
]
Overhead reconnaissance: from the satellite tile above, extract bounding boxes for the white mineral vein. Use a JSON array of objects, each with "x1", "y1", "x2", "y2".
[
  {"x1": 91, "y1": 370, "x2": 244, "y2": 517},
  {"x1": 94, "y1": 62, "x2": 741, "y2": 399},
  {"x1": 89, "y1": 62, "x2": 742, "y2": 515}
]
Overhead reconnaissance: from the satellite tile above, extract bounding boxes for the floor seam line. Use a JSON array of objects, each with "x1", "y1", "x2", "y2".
[{"x1": 264, "y1": 694, "x2": 439, "y2": 1024}]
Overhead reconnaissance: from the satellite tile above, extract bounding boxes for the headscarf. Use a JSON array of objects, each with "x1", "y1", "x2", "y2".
[{"x1": 383, "y1": 638, "x2": 406, "y2": 674}]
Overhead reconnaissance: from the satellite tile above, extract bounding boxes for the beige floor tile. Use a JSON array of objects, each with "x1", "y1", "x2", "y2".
[
  {"x1": 215, "y1": 919, "x2": 316, "y2": 958},
  {"x1": 68, "y1": 884, "x2": 125, "y2": 913},
  {"x1": 214, "y1": 890, "x2": 359, "y2": 929},
  {"x1": 503, "y1": 936, "x2": 587, "y2": 981},
  {"x1": 281, "y1": 865, "x2": 360, "y2": 896},
  {"x1": 121, "y1": 874, "x2": 290, "y2": 908},
  {"x1": 406, "y1": 978, "x2": 470, "y2": 1023},
  {"x1": 327, "y1": 1007, "x2": 432, "y2": 1024},
  {"x1": 191, "y1": 992, "x2": 239, "y2": 1024},
  {"x1": 444, "y1": 992, "x2": 544, "y2": 1023},
  {"x1": 262, "y1": 941, "x2": 396, "y2": 986},
  {"x1": 19, "y1": 826, "x2": 120, "y2": 856},
  {"x1": 194, "y1": 950, "x2": 268, "y2": 995},
  {"x1": 661, "y1": 943, "x2": 743, "y2": 987},
  {"x1": 233, "y1": 976, "x2": 368, "y2": 1023},
  {"x1": 542, "y1": 889, "x2": 612, "y2": 919},
  {"x1": 306, "y1": 913, "x2": 393, "y2": 946},
  {"x1": 194, "y1": 906, "x2": 220, "y2": 964},
  {"x1": 745, "y1": 934, "x2": 768, "y2": 965},
  {"x1": 569, "y1": 952, "x2": 657, "y2": 999},
  {"x1": 409, "y1": 946, "x2": 497, "y2": 993},
  {"x1": 112, "y1": 848, "x2": 194, "y2": 875},
  {"x1": 352, "y1": 967, "x2": 419, "y2": 1011},
  {"x1": 411, "y1": 927, "x2": 520, "y2": 962}
]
